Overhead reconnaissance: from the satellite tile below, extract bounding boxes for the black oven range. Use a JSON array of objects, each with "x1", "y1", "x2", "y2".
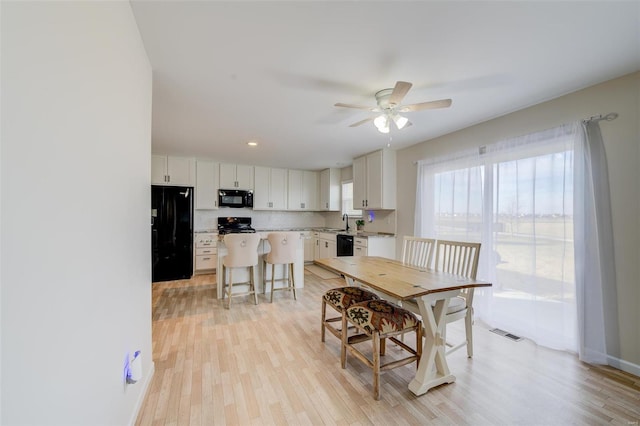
[{"x1": 217, "y1": 217, "x2": 256, "y2": 235}]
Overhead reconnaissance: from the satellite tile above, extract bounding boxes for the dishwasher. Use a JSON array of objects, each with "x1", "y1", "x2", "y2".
[{"x1": 336, "y1": 234, "x2": 354, "y2": 256}]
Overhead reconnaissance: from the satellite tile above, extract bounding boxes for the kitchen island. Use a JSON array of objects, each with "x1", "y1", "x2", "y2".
[{"x1": 216, "y1": 232, "x2": 305, "y2": 300}]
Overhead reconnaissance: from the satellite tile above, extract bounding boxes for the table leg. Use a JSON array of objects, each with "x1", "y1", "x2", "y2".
[{"x1": 408, "y1": 290, "x2": 458, "y2": 396}]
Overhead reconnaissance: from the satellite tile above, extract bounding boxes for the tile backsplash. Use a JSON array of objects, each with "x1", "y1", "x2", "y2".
[
  {"x1": 194, "y1": 209, "x2": 325, "y2": 232},
  {"x1": 195, "y1": 208, "x2": 396, "y2": 234}
]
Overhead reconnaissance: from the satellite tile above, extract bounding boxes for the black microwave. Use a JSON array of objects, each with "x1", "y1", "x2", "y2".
[{"x1": 219, "y1": 189, "x2": 253, "y2": 208}]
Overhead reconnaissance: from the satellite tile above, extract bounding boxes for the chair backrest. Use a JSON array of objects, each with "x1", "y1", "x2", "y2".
[
  {"x1": 265, "y1": 232, "x2": 300, "y2": 264},
  {"x1": 402, "y1": 236, "x2": 436, "y2": 269},
  {"x1": 223, "y1": 233, "x2": 262, "y2": 267},
  {"x1": 434, "y1": 239, "x2": 481, "y2": 279}
]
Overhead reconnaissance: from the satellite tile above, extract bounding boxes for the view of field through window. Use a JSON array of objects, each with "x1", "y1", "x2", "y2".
[{"x1": 431, "y1": 148, "x2": 576, "y2": 349}]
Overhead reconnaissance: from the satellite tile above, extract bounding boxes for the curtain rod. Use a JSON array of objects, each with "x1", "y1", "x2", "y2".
[{"x1": 583, "y1": 112, "x2": 618, "y2": 123}]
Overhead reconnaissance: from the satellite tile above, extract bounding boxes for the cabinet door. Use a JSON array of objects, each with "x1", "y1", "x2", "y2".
[
  {"x1": 320, "y1": 168, "x2": 340, "y2": 211},
  {"x1": 195, "y1": 160, "x2": 219, "y2": 210},
  {"x1": 365, "y1": 150, "x2": 383, "y2": 209},
  {"x1": 302, "y1": 170, "x2": 318, "y2": 210},
  {"x1": 318, "y1": 239, "x2": 330, "y2": 259},
  {"x1": 287, "y1": 170, "x2": 303, "y2": 210},
  {"x1": 253, "y1": 166, "x2": 271, "y2": 209},
  {"x1": 236, "y1": 165, "x2": 254, "y2": 190},
  {"x1": 313, "y1": 234, "x2": 320, "y2": 260},
  {"x1": 219, "y1": 163, "x2": 237, "y2": 188},
  {"x1": 152, "y1": 156, "x2": 195, "y2": 186},
  {"x1": 167, "y1": 157, "x2": 193, "y2": 186},
  {"x1": 327, "y1": 240, "x2": 337, "y2": 257},
  {"x1": 354, "y1": 245, "x2": 367, "y2": 256},
  {"x1": 302, "y1": 232, "x2": 314, "y2": 262},
  {"x1": 270, "y1": 167, "x2": 288, "y2": 209},
  {"x1": 352, "y1": 155, "x2": 367, "y2": 208},
  {"x1": 151, "y1": 155, "x2": 167, "y2": 184}
]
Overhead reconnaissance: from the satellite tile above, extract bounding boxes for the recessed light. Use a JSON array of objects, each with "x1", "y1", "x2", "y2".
[{"x1": 247, "y1": 141, "x2": 258, "y2": 147}]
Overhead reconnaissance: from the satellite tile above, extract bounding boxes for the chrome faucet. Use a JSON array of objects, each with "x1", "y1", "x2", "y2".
[{"x1": 342, "y1": 213, "x2": 350, "y2": 232}]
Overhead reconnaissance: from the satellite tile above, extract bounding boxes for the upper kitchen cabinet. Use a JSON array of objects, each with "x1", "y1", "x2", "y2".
[
  {"x1": 195, "y1": 160, "x2": 219, "y2": 210},
  {"x1": 288, "y1": 170, "x2": 318, "y2": 211},
  {"x1": 152, "y1": 155, "x2": 196, "y2": 186},
  {"x1": 353, "y1": 149, "x2": 396, "y2": 210},
  {"x1": 254, "y1": 166, "x2": 288, "y2": 210},
  {"x1": 219, "y1": 163, "x2": 253, "y2": 190},
  {"x1": 319, "y1": 168, "x2": 341, "y2": 211}
]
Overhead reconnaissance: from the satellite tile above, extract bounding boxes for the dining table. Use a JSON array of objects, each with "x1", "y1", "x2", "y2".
[{"x1": 314, "y1": 255, "x2": 492, "y2": 396}]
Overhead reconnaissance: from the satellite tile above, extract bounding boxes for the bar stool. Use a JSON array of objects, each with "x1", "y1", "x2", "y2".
[
  {"x1": 342, "y1": 299, "x2": 422, "y2": 400},
  {"x1": 263, "y1": 232, "x2": 300, "y2": 302},
  {"x1": 222, "y1": 233, "x2": 262, "y2": 309},
  {"x1": 321, "y1": 286, "x2": 380, "y2": 343}
]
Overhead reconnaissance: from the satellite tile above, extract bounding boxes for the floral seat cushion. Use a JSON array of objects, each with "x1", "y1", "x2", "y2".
[
  {"x1": 346, "y1": 299, "x2": 419, "y2": 334},
  {"x1": 323, "y1": 287, "x2": 380, "y2": 311}
]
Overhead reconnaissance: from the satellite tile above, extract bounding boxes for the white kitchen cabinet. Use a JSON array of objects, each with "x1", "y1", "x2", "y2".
[
  {"x1": 354, "y1": 237, "x2": 367, "y2": 256},
  {"x1": 254, "y1": 166, "x2": 288, "y2": 210},
  {"x1": 301, "y1": 231, "x2": 314, "y2": 263},
  {"x1": 195, "y1": 160, "x2": 219, "y2": 210},
  {"x1": 194, "y1": 232, "x2": 218, "y2": 273},
  {"x1": 355, "y1": 236, "x2": 396, "y2": 258},
  {"x1": 315, "y1": 232, "x2": 336, "y2": 259},
  {"x1": 319, "y1": 168, "x2": 341, "y2": 211},
  {"x1": 152, "y1": 155, "x2": 195, "y2": 186},
  {"x1": 352, "y1": 149, "x2": 396, "y2": 210},
  {"x1": 219, "y1": 163, "x2": 253, "y2": 189},
  {"x1": 288, "y1": 170, "x2": 318, "y2": 210}
]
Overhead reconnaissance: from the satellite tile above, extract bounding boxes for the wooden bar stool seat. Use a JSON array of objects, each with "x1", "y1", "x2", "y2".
[
  {"x1": 342, "y1": 299, "x2": 422, "y2": 400},
  {"x1": 321, "y1": 286, "x2": 380, "y2": 343}
]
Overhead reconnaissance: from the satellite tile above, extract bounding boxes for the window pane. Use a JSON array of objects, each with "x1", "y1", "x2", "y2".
[{"x1": 342, "y1": 181, "x2": 361, "y2": 216}]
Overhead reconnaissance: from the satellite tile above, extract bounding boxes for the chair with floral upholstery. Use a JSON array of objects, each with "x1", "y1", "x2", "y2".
[
  {"x1": 342, "y1": 299, "x2": 422, "y2": 400},
  {"x1": 321, "y1": 286, "x2": 380, "y2": 343}
]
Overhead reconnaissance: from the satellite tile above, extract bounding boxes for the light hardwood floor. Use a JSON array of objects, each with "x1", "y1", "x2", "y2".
[{"x1": 136, "y1": 268, "x2": 640, "y2": 425}]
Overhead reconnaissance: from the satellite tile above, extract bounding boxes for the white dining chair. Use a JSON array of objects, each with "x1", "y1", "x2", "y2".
[
  {"x1": 402, "y1": 236, "x2": 436, "y2": 269},
  {"x1": 403, "y1": 239, "x2": 481, "y2": 357},
  {"x1": 263, "y1": 232, "x2": 299, "y2": 302},
  {"x1": 222, "y1": 233, "x2": 262, "y2": 309}
]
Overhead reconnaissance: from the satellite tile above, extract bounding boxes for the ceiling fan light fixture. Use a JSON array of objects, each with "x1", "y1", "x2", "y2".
[
  {"x1": 374, "y1": 114, "x2": 387, "y2": 128},
  {"x1": 392, "y1": 113, "x2": 409, "y2": 130},
  {"x1": 374, "y1": 114, "x2": 390, "y2": 133}
]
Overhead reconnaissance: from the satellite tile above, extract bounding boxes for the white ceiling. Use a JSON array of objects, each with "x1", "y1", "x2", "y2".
[{"x1": 131, "y1": 1, "x2": 640, "y2": 170}]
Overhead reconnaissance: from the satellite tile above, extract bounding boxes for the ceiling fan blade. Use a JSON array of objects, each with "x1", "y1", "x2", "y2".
[
  {"x1": 399, "y1": 98, "x2": 452, "y2": 112},
  {"x1": 389, "y1": 81, "x2": 412, "y2": 105},
  {"x1": 349, "y1": 117, "x2": 374, "y2": 127},
  {"x1": 334, "y1": 102, "x2": 377, "y2": 111}
]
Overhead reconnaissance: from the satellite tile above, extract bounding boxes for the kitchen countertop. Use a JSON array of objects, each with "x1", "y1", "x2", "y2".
[{"x1": 195, "y1": 228, "x2": 395, "y2": 238}]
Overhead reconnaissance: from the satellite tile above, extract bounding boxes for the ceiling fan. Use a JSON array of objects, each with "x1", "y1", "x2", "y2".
[{"x1": 334, "y1": 81, "x2": 452, "y2": 133}]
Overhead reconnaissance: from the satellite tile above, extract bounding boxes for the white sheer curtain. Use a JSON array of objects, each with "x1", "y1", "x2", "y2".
[
  {"x1": 574, "y1": 120, "x2": 617, "y2": 363},
  {"x1": 415, "y1": 122, "x2": 612, "y2": 358}
]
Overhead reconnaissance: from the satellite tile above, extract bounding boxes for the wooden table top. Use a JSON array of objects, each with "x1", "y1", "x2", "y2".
[{"x1": 314, "y1": 256, "x2": 492, "y2": 301}]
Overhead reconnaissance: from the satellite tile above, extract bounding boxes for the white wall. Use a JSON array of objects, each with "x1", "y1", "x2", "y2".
[
  {"x1": 396, "y1": 72, "x2": 640, "y2": 371},
  {"x1": 1, "y1": 2, "x2": 152, "y2": 425}
]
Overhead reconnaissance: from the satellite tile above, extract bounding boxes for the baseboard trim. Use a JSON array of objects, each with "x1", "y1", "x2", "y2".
[
  {"x1": 128, "y1": 361, "x2": 155, "y2": 426},
  {"x1": 608, "y1": 355, "x2": 640, "y2": 377}
]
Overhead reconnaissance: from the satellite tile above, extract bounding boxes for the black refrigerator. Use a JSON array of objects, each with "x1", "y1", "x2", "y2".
[{"x1": 151, "y1": 185, "x2": 193, "y2": 282}]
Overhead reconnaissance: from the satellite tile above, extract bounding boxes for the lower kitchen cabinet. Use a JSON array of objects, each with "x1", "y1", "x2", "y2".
[
  {"x1": 354, "y1": 236, "x2": 396, "y2": 258},
  {"x1": 354, "y1": 237, "x2": 367, "y2": 256},
  {"x1": 314, "y1": 232, "x2": 336, "y2": 259},
  {"x1": 194, "y1": 232, "x2": 217, "y2": 273},
  {"x1": 301, "y1": 231, "x2": 314, "y2": 262}
]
